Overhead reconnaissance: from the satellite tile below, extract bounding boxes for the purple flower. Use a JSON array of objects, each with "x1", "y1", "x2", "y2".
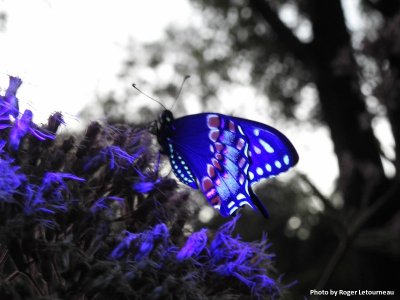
[
  {"x1": 110, "y1": 230, "x2": 140, "y2": 259},
  {"x1": 102, "y1": 145, "x2": 143, "y2": 170},
  {"x1": 0, "y1": 75, "x2": 21, "y2": 118},
  {"x1": 132, "y1": 158, "x2": 161, "y2": 194},
  {"x1": 9, "y1": 109, "x2": 55, "y2": 151},
  {"x1": 0, "y1": 115, "x2": 11, "y2": 130},
  {"x1": 39, "y1": 172, "x2": 84, "y2": 199},
  {"x1": 176, "y1": 228, "x2": 208, "y2": 261},
  {"x1": 208, "y1": 215, "x2": 279, "y2": 295},
  {"x1": 34, "y1": 172, "x2": 85, "y2": 212},
  {"x1": 0, "y1": 140, "x2": 6, "y2": 151},
  {"x1": 46, "y1": 112, "x2": 65, "y2": 133},
  {"x1": 0, "y1": 157, "x2": 26, "y2": 202},
  {"x1": 90, "y1": 196, "x2": 124, "y2": 213},
  {"x1": 210, "y1": 214, "x2": 240, "y2": 263},
  {"x1": 23, "y1": 184, "x2": 55, "y2": 216},
  {"x1": 250, "y1": 275, "x2": 278, "y2": 294},
  {"x1": 132, "y1": 177, "x2": 161, "y2": 193},
  {"x1": 40, "y1": 172, "x2": 85, "y2": 191},
  {"x1": 110, "y1": 224, "x2": 170, "y2": 261},
  {"x1": 135, "y1": 223, "x2": 169, "y2": 260},
  {"x1": 83, "y1": 152, "x2": 105, "y2": 172}
]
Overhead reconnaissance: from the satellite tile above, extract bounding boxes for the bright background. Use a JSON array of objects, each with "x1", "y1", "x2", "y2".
[
  {"x1": 1, "y1": 0, "x2": 392, "y2": 197},
  {"x1": 0, "y1": 0, "x2": 193, "y2": 122}
]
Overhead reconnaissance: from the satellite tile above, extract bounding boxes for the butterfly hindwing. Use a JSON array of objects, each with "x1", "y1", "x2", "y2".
[
  {"x1": 158, "y1": 111, "x2": 298, "y2": 218},
  {"x1": 201, "y1": 114, "x2": 257, "y2": 216}
]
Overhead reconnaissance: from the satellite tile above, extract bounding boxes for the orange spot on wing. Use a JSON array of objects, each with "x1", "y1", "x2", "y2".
[
  {"x1": 212, "y1": 158, "x2": 222, "y2": 171},
  {"x1": 207, "y1": 164, "x2": 216, "y2": 178},
  {"x1": 228, "y1": 120, "x2": 235, "y2": 132},
  {"x1": 210, "y1": 195, "x2": 221, "y2": 206},
  {"x1": 207, "y1": 115, "x2": 220, "y2": 128},
  {"x1": 209, "y1": 130, "x2": 220, "y2": 142},
  {"x1": 206, "y1": 189, "x2": 216, "y2": 198},
  {"x1": 238, "y1": 157, "x2": 246, "y2": 168},
  {"x1": 239, "y1": 174, "x2": 245, "y2": 184},
  {"x1": 236, "y1": 138, "x2": 245, "y2": 150},
  {"x1": 215, "y1": 142, "x2": 224, "y2": 152},
  {"x1": 201, "y1": 177, "x2": 214, "y2": 192}
]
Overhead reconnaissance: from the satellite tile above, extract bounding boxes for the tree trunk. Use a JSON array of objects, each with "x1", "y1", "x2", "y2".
[{"x1": 307, "y1": 0, "x2": 386, "y2": 207}]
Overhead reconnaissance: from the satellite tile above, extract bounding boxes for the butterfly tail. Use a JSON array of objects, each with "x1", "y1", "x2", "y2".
[{"x1": 249, "y1": 187, "x2": 269, "y2": 219}]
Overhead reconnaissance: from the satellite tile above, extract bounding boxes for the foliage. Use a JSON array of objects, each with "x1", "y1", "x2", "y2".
[
  {"x1": 0, "y1": 76, "x2": 286, "y2": 299},
  {"x1": 95, "y1": 0, "x2": 400, "y2": 297}
]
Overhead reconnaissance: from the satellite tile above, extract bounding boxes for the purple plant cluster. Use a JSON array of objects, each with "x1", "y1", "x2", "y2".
[
  {"x1": 111, "y1": 216, "x2": 281, "y2": 298},
  {"x1": 0, "y1": 76, "x2": 285, "y2": 299}
]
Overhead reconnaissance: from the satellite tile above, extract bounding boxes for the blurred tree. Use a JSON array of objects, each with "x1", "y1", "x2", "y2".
[
  {"x1": 87, "y1": 0, "x2": 400, "y2": 298},
  {"x1": 0, "y1": 12, "x2": 6, "y2": 32}
]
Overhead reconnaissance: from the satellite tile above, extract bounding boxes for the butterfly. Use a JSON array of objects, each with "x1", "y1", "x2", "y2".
[{"x1": 156, "y1": 109, "x2": 299, "y2": 219}]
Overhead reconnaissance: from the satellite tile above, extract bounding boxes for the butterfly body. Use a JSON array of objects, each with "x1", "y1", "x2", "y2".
[{"x1": 157, "y1": 110, "x2": 298, "y2": 218}]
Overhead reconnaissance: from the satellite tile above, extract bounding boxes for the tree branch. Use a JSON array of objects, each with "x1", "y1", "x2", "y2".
[
  {"x1": 297, "y1": 172, "x2": 333, "y2": 210},
  {"x1": 316, "y1": 180, "x2": 400, "y2": 289},
  {"x1": 249, "y1": 0, "x2": 312, "y2": 64}
]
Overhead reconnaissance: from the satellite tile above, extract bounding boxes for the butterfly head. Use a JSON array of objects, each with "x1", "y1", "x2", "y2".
[
  {"x1": 147, "y1": 110, "x2": 174, "y2": 136},
  {"x1": 160, "y1": 110, "x2": 174, "y2": 125}
]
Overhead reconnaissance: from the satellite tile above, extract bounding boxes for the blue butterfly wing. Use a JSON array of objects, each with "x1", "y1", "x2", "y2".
[
  {"x1": 165, "y1": 113, "x2": 254, "y2": 217},
  {"x1": 163, "y1": 112, "x2": 298, "y2": 218},
  {"x1": 231, "y1": 117, "x2": 299, "y2": 183}
]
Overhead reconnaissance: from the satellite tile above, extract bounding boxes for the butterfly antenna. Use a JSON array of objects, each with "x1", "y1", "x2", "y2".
[
  {"x1": 170, "y1": 75, "x2": 190, "y2": 111},
  {"x1": 132, "y1": 83, "x2": 167, "y2": 110}
]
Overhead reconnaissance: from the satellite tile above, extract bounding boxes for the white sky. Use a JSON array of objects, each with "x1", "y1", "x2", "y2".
[
  {"x1": 0, "y1": 0, "x2": 193, "y2": 123},
  {"x1": 2, "y1": 0, "x2": 384, "y2": 197}
]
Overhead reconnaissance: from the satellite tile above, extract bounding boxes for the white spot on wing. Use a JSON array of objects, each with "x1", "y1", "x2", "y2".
[
  {"x1": 249, "y1": 171, "x2": 254, "y2": 180},
  {"x1": 259, "y1": 139, "x2": 275, "y2": 153},
  {"x1": 275, "y1": 160, "x2": 282, "y2": 168},
  {"x1": 244, "y1": 142, "x2": 249, "y2": 154},
  {"x1": 239, "y1": 200, "x2": 252, "y2": 208},
  {"x1": 227, "y1": 201, "x2": 235, "y2": 208},
  {"x1": 238, "y1": 125, "x2": 244, "y2": 135},
  {"x1": 256, "y1": 167, "x2": 263, "y2": 175},
  {"x1": 236, "y1": 193, "x2": 246, "y2": 200},
  {"x1": 253, "y1": 146, "x2": 261, "y2": 154},
  {"x1": 283, "y1": 155, "x2": 290, "y2": 165},
  {"x1": 253, "y1": 129, "x2": 260, "y2": 136},
  {"x1": 229, "y1": 206, "x2": 239, "y2": 215},
  {"x1": 265, "y1": 163, "x2": 272, "y2": 172}
]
